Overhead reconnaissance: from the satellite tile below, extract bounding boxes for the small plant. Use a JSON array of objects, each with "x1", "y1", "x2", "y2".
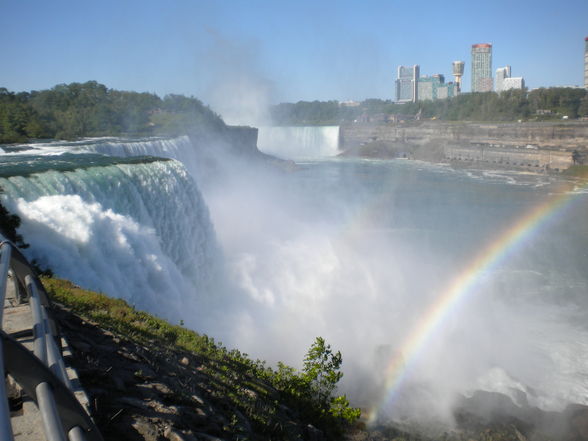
[
  {"x1": 302, "y1": 337, "x2": 361, "y2": 424},
  {"x1": 302, "y1": 337, "x2": 343, "y2": 405},
  {"x1": 329, "y1": 395, "x2": 361, "y2": 423}
]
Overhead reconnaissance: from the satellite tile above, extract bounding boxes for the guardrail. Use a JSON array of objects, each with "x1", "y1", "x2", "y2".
[{"x1": 0, "y1": 235, "x2": 103, "y2": 441}]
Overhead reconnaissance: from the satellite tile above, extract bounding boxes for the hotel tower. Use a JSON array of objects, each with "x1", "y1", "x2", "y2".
[{"x1": 471, "y1": 43, "x2": 493, "y2": 92}]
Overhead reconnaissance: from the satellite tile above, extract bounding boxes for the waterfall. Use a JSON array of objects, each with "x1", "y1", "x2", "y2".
[
  {"x1": 257, "y1": 126, "x2": 340, "y2": 160},
  {"x1": 0, "y1": 156, "x2": 219, "y2": 324}
]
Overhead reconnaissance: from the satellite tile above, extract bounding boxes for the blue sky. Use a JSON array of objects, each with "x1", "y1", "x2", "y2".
[{"x1": 2, "y1": 0, "x2": 587, "y2": 109}]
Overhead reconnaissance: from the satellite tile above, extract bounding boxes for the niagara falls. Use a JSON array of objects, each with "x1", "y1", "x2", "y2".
[{"x1": 3, "y1": 1, "x2": 588, "y2": 440}]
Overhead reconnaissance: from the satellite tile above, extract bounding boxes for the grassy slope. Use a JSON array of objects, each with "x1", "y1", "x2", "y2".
[{"x1": 42, "y1": 277, "x2": 358, "y2": 440}]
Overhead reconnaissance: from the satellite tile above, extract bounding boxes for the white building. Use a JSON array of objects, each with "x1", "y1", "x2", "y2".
[
  {"x1": 495, "y1": 65, "x2": 524, "y2": 92},
  {"x1": 396, "y1": 65, "x2": 420, "y2": 102},
  {"x1": 502, "y1": 77, "x2": 525, "y2": 91},
  {"x1": 495, "y1": 66, "x2": 511, "y2": 92}
]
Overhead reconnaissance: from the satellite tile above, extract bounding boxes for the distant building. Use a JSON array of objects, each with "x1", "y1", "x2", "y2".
[
  {"x1": 495, "y1": 66, "x2": 511, "y2": 92},
  {"x1": 471, "y1": 43, "x2": 493, "y2": 92},
  {"x1": 502, "y1": 77, "x2": 525, "y2": 91},
  {"x1": 495, "y1": 65, "x2": 524, "y2": 92},
  {"x1": 417, "y1": 76, "x2": 436, "y2": 101},
  {"x1": 584, "y1": 37, "x2": 588, "y2": 89},
  {"x1": 437, "y1": 82, "x2": 457, "y2": 99},
  {"x1": 396, "y1": 65, "x2": 419, "y2": 102},
  {"x1": 417, "y1": 74, "x2": 457, "y2": 101}
]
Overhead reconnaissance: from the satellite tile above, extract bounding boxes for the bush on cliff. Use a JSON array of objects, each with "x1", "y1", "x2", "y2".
[{"x1": 0, "y1": 188, "x2": 27, "y2": 248}]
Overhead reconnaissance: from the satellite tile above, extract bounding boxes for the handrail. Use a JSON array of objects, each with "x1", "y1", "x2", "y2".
[
  {"x1": 0, "y1": 242, "x2": 12, "y2": 326},
  {"x1": 0, "y1": 234, "x2": 104, "y2": 441}
]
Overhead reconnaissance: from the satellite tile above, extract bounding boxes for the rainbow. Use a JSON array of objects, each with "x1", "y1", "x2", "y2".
[{"x1": 367, "y1": 179, "x2": 587, "y2": 424}]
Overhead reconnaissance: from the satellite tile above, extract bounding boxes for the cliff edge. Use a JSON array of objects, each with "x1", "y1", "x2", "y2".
[{"x1": 340, "y1": 121, "x2": 588, "y2": 172}]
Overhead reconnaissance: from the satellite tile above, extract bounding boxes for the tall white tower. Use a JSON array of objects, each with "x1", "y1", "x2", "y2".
[{"x1": 452, "y1": 61, "x2": 465, "y2": 92}]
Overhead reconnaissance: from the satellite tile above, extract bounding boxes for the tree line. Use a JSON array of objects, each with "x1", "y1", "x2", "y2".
[
  {"x1": 0, "y1": 81, "x2": 225, "y2": 143},
  {"x1": 270, "y1": 88, "x2": 588, "y2": 125}
]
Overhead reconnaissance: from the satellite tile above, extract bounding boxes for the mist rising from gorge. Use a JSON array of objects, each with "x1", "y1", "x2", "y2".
[
  {"x1": 200, "y1": 30, "x2": 274, "y2": 127},
  {"x1": 193, "y1": 137, "x2": 588, "y2": 430}
]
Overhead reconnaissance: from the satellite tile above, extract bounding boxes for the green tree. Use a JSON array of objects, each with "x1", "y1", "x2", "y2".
[
  {"x1": 302, "y1": 337, "x2": 360, "y2": 424},
  {"x1": 0, "y1": 188, "x2": 28, "y2": 248},
  {"x1": 302, "y1": 336, "x2": 343, "y2": 405},
  {"x1": 0, "y1": 82, "x2": 227, "y2": 142}
]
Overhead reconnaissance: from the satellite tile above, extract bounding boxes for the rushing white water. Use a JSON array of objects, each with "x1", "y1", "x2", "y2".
[
  {"x1": 77, "y1": 136, "x2": 200, "y2": 169},
  {"x1": 1, "y1": 136, "x2": 196, "y2": 162},
  {"x1": 0, "y1": 157, "x2": 220, "y2": 325},
  {"x1": 257, "y1": 126, "x2": 340, "y2": 159}
]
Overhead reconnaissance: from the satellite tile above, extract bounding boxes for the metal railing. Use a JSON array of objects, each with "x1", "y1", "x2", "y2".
[{"x1": 0, "y1": 235, "x2": 104, "y2": 441}]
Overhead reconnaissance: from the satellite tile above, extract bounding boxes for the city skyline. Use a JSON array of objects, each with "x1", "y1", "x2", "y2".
[{"x1": 1, "y1": 0, "x2": 587, "y2": 112}]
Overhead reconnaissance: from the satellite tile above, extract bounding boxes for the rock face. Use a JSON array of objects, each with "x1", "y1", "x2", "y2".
[
  {"x1": 453, "y1": 391, "x2": 588, "y2": 441},
  {"x1": 187, "y1": 125, "x2": 271, "y2": 161},
  {"x1": 444, "y1": 144, "x2": 573, "y2": 171},
  {"x1": 186, "y1": 125, "x2": 294, "y2": 184},
  {"x1": 340, "y1": 121, "x2": 588, "y2": 170}
]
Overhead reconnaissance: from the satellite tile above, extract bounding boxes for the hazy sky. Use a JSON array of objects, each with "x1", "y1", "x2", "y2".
[{"x1": 2, "y1": 0, "x2": 587, "y2": 106}]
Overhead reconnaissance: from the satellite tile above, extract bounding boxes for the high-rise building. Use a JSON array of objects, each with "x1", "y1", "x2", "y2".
[
  {"x1": 396, "y1": 65, "x2": 419, "y2": 102},
  {"x1": 471, "y1": 43, "x2": 493, "y2": 92},
  {"x1": 584, "y1": 37, "x2": 588, "y2": 89},
  {"x1": 452, "y1": 61, "x2": 465, "y2": 92}
]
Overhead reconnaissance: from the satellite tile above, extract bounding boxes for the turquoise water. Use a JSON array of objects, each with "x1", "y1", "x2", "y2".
[{"x1": 0, "y1": 153, "x2": 169, "y2": 178}]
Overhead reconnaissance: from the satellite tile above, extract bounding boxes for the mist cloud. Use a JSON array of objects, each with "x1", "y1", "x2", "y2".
[
  {"x1": 200, "y1": 29, "x2": 274, "y2": 126},
  {"x1": 195, "y1": 140, "x2": 588, "y2": 431}
]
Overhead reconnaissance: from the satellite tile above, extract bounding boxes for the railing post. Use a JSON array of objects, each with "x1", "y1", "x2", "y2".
[
  {"x1": 27, "y1": 275, "x2": 48, "y2": 364},
  {"x1": 0, "y1": 339, "x2": 16, "y2": 441},
  {"x1": 36, "y1": 381, "x2": 67, "y2": 441},
  {"x1": 69, "y1": 425, "x2": 88, "y2": 441},
  {"x1": 43, "y1": 307, "x2": 71, "y2": 388}
]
